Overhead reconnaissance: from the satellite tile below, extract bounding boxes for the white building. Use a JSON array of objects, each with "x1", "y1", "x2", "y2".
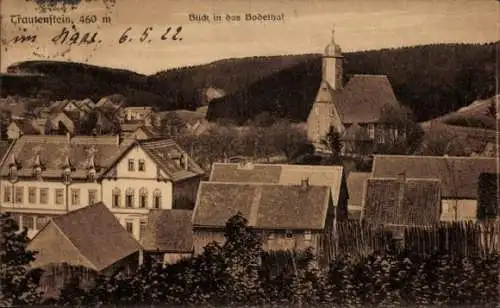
[{"x1": 0, "y1": 135, "x2": 204, "y2": 240}]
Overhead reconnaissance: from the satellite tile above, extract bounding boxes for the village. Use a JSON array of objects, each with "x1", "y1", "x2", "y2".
[{"x1": 0, "y1": 30, "x2": 498, "y2": 306}]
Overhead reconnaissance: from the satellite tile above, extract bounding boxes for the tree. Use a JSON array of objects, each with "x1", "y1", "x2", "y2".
[
  {"x1": 321, "y1": 126, "x2": 343, "y2": 164},
  {"x1": 221, "y1": 213, "x2": 264, "y2": 305},
  {"x1": 158, "y1": 112, "x2": 186, "y2": 138},
  {"x1": 377, "y1": 103, "x2": 424, "y2": 155},
  {"x1": 57, "y1": 276, "x2": 88, "y2": 306},
  {"x1": 0, "y1": 213, "x2": 43, "y2": 306},
  {"x1": 79, "y1": 110, "x2": 98, "y2": 135}
]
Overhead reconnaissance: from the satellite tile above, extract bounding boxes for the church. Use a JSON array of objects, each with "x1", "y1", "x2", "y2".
[{"x1": 307, "y1": 30, "x2": 401, "y2": 154}]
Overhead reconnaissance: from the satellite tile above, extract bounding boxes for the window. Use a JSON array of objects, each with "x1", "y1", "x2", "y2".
[
  {"x1": 125, "y1": 221, "x2": 133, "y2": 234},
  {"x1": 112, "y1": 188, "x2": 121, "y2": 208},
  {"x1": 3, "y1": 186, "x2": 11, "y2": 203},
  {"x1": 39, "y1": 188, "x2": 48, "y2": 204},
  {"x1": 139, "y1": 188, "x2": 147, "y2": 208},
  {"x1": 138, "y1": 159, "x2": 145, "y2": 172},
  {"x1": 55, "y1": 189, "x2": 64, "y2": 205},
  {"x1": 368, "y1": 123, "x2": 375, "y2": 139},
  {"x1": 304, "y1": 231, "x2": 312, "y2": 241},
  {"x1": 14, "y1": 187, "x2": 23, "y2": 203},
  {"x1": 139, "y1": 221, "x2": 147, "y2": 240},
  {"x1": 125, "y1": 188, "x2": 134, "y2": 208},
  {"x1": 128, "y1": 159, "x2": 135, "y2": 172},
  {"x1": 71, "y1": 189, "x2": 80, "y2": 206},
  {"x1": 88, "y1": 189, "x2": 97, "y2": 204},
  {"x1": 285, "y1": 230, "x2": 293, "y2": 238},
  {"x1": 23, "y1": 215, "x2": 34, "y2": 230},
  {"x1": 153, "y1": 189, "x2": 161, "y2": 209},
  {"x1": 28, "y1": 187, "x2": 36, "y2": 204}
]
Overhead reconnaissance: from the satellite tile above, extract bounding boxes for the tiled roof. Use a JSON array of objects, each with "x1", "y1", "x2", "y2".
[
  {"x1": 49, "y1": 203, "x2": 141, "y2": 271},
  {"x1": 138, "y1": 139, "x2": 205, "y2": 181},
  {"x1": 347, "y1": 172, "x2": 371, "y2": 206},
  {"x1": 141, "y1": 209, "x2": 193, "y2": 252},
  {"x1": 372, "y1": 155, "x2": 497, "y2": 199},
  {"x1": 209, "y1": 163, "x2": 344, "y2": 205},
  {"x1": 11, "y1": 119, "x2": 40, "y2": 135},
  {"x1": 362, "y1": 178, "x2": 441, "y2": 226},
  {"x1": 315, "y1": 75, "x2": 399, "y2": 124},
  {"x1": 193, "y1": 182, "x2": 331, "y2": 230},
  {"x1": 0, "y1": 135, "x2": 134, "y2": 180}
]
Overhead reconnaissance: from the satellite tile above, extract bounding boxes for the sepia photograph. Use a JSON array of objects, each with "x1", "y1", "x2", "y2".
[{"x1": 0, "y1": 0, "x2": 498, "y2": 306}]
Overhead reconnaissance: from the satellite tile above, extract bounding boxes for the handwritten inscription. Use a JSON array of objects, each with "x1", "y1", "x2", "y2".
[{"x1": 8, "y1": 25, "x2": 183, "y2": 46}]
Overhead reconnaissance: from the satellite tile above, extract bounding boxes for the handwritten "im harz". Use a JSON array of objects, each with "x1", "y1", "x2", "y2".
[{"x1": 11, "y1": 26, "x2": 183, "y2": 45}]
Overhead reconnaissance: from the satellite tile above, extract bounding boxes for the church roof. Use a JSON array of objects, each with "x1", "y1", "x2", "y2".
[{"x1": 315, "y1": 75, "x2": 399, "y2": 124}]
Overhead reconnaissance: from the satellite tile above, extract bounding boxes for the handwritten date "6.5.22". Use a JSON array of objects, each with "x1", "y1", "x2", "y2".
[
  {"x1": 118, "y1": 26, "x2": 183, "y2": 44},
  {"x1": 10, "y1": 25, "x2": 183, "y2": 46}
]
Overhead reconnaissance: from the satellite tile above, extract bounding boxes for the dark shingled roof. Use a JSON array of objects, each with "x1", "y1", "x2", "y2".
[
  {"x1": 193, "y1": 182, "x2": 331, "y2": 230},
  {"x1": 347, "y1": 172, "x2": 371, "y2": 206},
  {"x1": 314, "y1": 75, "x2": 399, "y2": 124},
  {"x1": 141, "y1": 209, "x2": 193, "y2": 253},
  {"x1": 48, "y1": 203, "x2": 141, "y2": 271},
  {"x1": 209, "y1": 163, "x2": 344, "y2": 204},
  {"x1": 362, "y1": 178, "x2": 441, "y2": 226},
  {"x1": 1, "y1": 135, "x2": 134, "y2": 180},
  {"x1": 372, "y1": 155, "x2": 497, "y2": 199},
  {"x1": 138, "y1": 139, "x2": 205, "y2": 181}
]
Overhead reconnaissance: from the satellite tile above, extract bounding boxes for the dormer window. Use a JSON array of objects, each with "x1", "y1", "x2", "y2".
[
  {"x1": 32, "y1": 154, "x2": 43, "y2": 179},
  {"x1": 88, "y1": 168, "x2": 96, "y2": 182}
]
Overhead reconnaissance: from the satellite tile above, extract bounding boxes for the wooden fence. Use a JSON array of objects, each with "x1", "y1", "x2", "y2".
[
  {"x1": 321, "y1": 220, "x2": 500, "y2": 264},
  {"x1": 35, "y1": 263, "x2": 98, "y2": 299}
]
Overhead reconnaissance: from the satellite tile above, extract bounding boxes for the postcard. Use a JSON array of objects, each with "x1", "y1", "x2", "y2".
[{"x1": 0, "y1": 0, "x2": 498, "y2": 307}]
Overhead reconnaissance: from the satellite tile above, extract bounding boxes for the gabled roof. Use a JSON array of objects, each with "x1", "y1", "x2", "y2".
[
  {"x1": 9, "y1": 119, "x2": 40, "y2": 135},
  {"x1": 347, "y1": 172, "x2": 371, "y2": 206},
  {"x1": 42, "y1": 203, "x2": 141, "y2": 271},
  {"x1": 372, "y1": 155, "x2": 497, "y2": 199},
  {"x1": 0, "y1": 135, "x2": 134, "y2": 180},
  {"x1": 193, "y1": 181, "x2": 331, "y2": 230},
  {"x1": 139, "y1": 139, "x2": 205, "y2": 181},
  {"x1": 141, "y1": 209, "x2": 193, "y2": 253},
  {"x1": 314, "y1": 75, "x2": 399, "y2": 124},
  {"x1": 210, "y1": 163, "x2": 344, "y2": 204},
  {"x1": 135, "y1": 125, "x2": 161, "y2": 139},
  {"x1": 103, "y1": 138, "x2": 204, "y2": 182},
  {"x1": 362, "y1": 178, "x2": 441, "y2": 226}
]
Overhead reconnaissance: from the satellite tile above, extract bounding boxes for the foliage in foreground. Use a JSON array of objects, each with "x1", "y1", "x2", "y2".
[{"x1": 55, "y1": 213, "x2": 499, "y2": 307}]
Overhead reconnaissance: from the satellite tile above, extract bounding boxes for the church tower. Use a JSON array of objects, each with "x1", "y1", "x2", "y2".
[{"x1": 322, "y1": 28, "x2": 343, "y2": 90}]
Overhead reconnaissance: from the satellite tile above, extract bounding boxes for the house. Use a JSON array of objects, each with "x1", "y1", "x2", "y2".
[
  {"x1": 100, "y1": 138, "x2": 205, "y2": 240},
  {"x1": 346, "y1": 172, "x2": 371, "y2": 219},
  {"x1": 362, "y1": 176, "x2": 442, "y2": 227},
  {"x1": 307, "y1": 30, "x2": 400, "y2": 152},
  {"x1": 46, "y1": 112, "x2": 77, "y2": 135},
  {"x1": 209, "y1": 162, "x2": 348, "y2": 220},
  {"x1": 372, "y1": 155, "x2": 497, "y2": 221},
  {"x1": 122, "y1": 106, "x2": 155, "y2": 126},
  {"x1": 192, "y1": 180, "x2": 333, "y2": 260},
  {"x1": 7, "y1": 120, "x2": 40, "y2": 139},
  {"x1": 154, "y1": 110, "x2": 207, "y2": 135},
  {"x1": 0, "y1": 134, "x2": 134, "y2": 238},
  {"x1": 141, "y1": 209, "x2": 193, "y2": 264},
  {"x1": 28, "y1": 202, "x2": 142, "y2": 275},
  {"x1": 127, "y1": 125, "x2": 162, "y2": 140}
]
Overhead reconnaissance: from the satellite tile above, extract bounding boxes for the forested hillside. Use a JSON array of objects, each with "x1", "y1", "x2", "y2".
[
  {"x1": 1, "y1": 43, "x2": 496, "y2": 121},
  {"x1": 208, "y1": 43, "x2": 497, "y2": 123}
]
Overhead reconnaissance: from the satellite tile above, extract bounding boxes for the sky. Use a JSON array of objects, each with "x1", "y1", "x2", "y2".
[{"x1": 0, "y1": 0, "x2": 498, "y2": 75}]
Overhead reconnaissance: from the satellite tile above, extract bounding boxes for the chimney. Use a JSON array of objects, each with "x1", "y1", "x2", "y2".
[{"x1": 300, "y1": 177, "x2": 310, "y2": 191}]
